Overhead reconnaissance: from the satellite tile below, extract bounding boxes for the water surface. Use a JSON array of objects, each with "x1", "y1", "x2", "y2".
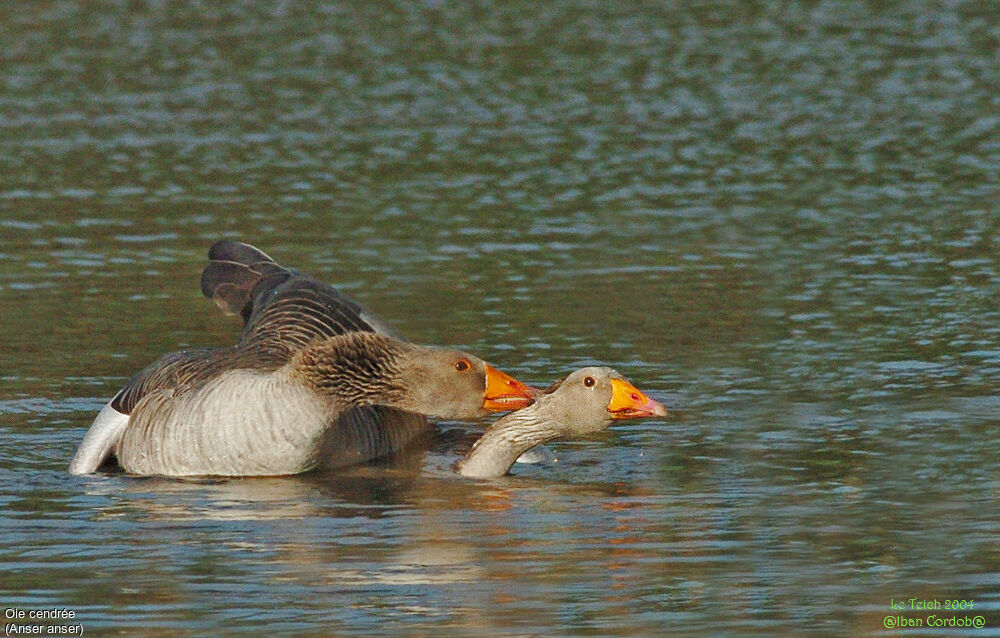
[{"x1": 1, "y1": 2, "x2": 998, "y2": 636}]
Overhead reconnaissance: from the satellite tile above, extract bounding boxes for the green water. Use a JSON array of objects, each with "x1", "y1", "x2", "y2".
[{"x1": 1, "y1": 2, "x2": 998, "y2": 636}]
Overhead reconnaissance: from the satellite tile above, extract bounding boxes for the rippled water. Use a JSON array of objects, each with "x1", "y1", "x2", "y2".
[{"x1": 2, "y1": 2, "x2": 999, "y2": 636}]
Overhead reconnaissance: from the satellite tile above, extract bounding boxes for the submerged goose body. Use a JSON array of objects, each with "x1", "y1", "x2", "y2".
[
  {"x1": 458, "y1": 367, "x2": 667, "y2": 479},
  {"x1": 70, "y1": 241, "x2": 536, "y2": 477}
]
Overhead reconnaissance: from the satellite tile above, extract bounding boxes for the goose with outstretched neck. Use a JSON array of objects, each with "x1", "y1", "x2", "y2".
[
  {"x1": 457, "y1": 367, "x2": 667, "y2": 478},
  {"x1": 69, "y1": 241, "x2": 537, "y2": 477}
]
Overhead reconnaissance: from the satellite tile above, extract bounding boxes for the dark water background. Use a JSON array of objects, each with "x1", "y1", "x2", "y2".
[{"x1": 1, "y1": 2, "x2": 998, "y2": 636}]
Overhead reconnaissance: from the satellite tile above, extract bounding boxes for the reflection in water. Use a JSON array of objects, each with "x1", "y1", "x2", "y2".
[{"x1": 1, "y1": 0, "x2": 999, "y2": 635}]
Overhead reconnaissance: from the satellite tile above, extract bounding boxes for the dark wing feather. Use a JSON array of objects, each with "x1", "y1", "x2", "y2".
[
  {"x1": 202, "y1": 240, "x2": 398, "y2": 349},
  {"x1": 201, "y1": 240, "x2": 292, "y2": 321},
  {"x1": 208, "y1": 239, "x2": 277, "y2": 265},
  {"x1": 239, "y1": 278, "x2": 377, "y2": 353},
  {"x1": 110, "y1": 349, "x2": 218, "y2": 414}
]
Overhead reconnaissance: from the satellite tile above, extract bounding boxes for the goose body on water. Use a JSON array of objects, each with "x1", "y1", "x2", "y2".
[
  {"x1": 457, "y1": 367, "x2": 667, "y2": 478},
  {"x1": 69, "y1": 241, "x2": 537, "y2": 477}
]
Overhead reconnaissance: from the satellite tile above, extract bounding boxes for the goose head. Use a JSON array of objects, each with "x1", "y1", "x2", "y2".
[
  {"x1": 394, "y1": 346, "x2": 540, "y2": 418},
  {"x1": 292, "y1": 332, "x2": 538, "y2": 420},
  {"x1": 534, "y1": 366, "x2": 668, "y2": 436},
  {"x1": 456, "y1": 366, "x2": 668, "y2": 478}
]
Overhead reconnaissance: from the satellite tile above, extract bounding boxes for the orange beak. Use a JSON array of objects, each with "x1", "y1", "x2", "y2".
[
  {"x1": 482, "y1": 364, "x2": 539, "y2": 411},
  {"x1": 607, "y1": 378, "x2": 669, "y2": 419}
]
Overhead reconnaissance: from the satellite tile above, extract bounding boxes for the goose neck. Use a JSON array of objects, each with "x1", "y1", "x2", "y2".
[
  {"x1": 290, "y1": 333, "x2": 409, "y2": 407},
  {"x1": 458, "y1": 408, "x2": 562, "y2": 478}
]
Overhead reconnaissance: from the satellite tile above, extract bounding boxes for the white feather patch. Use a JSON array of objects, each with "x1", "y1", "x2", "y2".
[{"x1": 68, "y1": 401, "x2": 130, "y2": 475}]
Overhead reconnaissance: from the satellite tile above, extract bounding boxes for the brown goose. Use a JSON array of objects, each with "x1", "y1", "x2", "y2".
[
  {"x1": 457, "y1": 367, "x2": 667, "y2": 478},
  {"x1": 69, "y1": 241, "x2": 536, "y2": 477}
]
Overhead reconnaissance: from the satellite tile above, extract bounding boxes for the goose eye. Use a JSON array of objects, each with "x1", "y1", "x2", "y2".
[
  {"x1": 455, "y1": 359, "x2": 471, "y2": 372},
  {"x1": 584, "y1": 376, "x2": 596, "y2": 387}
]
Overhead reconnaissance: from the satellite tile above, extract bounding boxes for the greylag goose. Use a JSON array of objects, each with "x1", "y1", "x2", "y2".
[
  {"x1": 457, "y1": 367, "x2": 667, "y2": 478},
  {"x1": 69, "y1": 241, "x2": 536, "y2": 477}
]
